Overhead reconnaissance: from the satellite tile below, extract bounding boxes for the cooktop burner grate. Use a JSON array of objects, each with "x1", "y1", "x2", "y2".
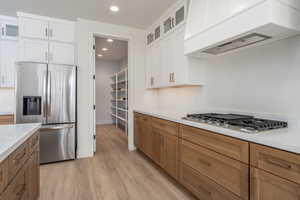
[{"x1": 184, "y1": 113, "x2": 288, "y2": 133}]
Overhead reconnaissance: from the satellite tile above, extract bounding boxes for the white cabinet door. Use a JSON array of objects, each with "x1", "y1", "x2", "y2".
[
  {"x1": 161, "y1": 35, "x2": 175, "y2": 87},
  {"x1": 0, "y1": 19, "x2": 19, "y2": 40},
  {"x1": 145, "y1": 46, "x2": 153, "y2": 89},
  {"x1": 49, "y1": 42, "x2": 75, "y2": 65},
  {"x1": 151, "y1": 43, "x2": 162, "y2": 88},
  {"x1": 19, "y1": 17, "x2": 48, "y2": 40},
  {"x1": 19, "y1": 39, "x2": 48, "y2": 63},
  {"x1": 173, "y1": 28, "x2": 188, "y2": 86},
  {"x1": 49, "y1": 21, "x2": 75, "y2": 43},
  {"x1": 0, "y1": 40, "x2": 18, "y2": 88}
]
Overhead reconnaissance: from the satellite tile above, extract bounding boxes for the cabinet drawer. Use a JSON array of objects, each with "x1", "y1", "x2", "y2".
[
  {"x1": 8, "y1": 143, "x2": 29, "y2": 182},
  {"x1": 151, "y1": 117, "x2": 179, "y2": 137},
  {"x1": 250, "y1": 167, "x2": 300, "y2": 200},
  {"x1": 0, "y1": 159, "x2": 8, "y2": 193},
  {"x1": 250, "y1": 143, "x2": 300, "y2": 184},
  {"x1": 180, "y1": 163, "x2": 242, "y2": 200},
  {"x1": 180, "y1": 140, "x2": 249, "y2": 199},
  {"x1": 180, "y1": 125, "x2": 249, "y2": 163},
  {"x1": 6, "y1": 168, "x2": 27, "y2": 200},
  {"x1": 28, "y1": 132, "x2": 39, "y2": 154}
]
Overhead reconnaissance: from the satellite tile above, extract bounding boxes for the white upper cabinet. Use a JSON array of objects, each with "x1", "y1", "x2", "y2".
[
  {"x1": 20, "y1": 39, "x2": 48, "y2": 63},
  {"x1": 19, "y1": 17, "x2": 48, "y2": 40},
  {"x1": 0, "y1": 16, "x2": 19, "y2": 88},
  {"x1": 0, "y1": 16, "x2": 19, "y2": 40},
  {"x1": 161, "y1": 33, "x2": 175, "y2": 87},
  {"x1": 18, "y1": 12, "x2": 76, "y2": 65},
  {"x1": 145, "y1": 47, "x2": 153, "y2": 89},
  {"x1": 0, "y1": 40, "x2": 18, "y2": 88},
  {"x1": 49, "y1": 42, "x2": 75, "y2": 65},
  {"x1": 150, "y1": 42, "x2": 162, "y2": 88},
  {"x1": 185, "y1": 0, "x2": 300, "y2": 57},
  {"x1": 145, "y1": 1, "x2": 205, "y2": 90},
  {"x1": 48, "y1": 21, "x2": 75, "y2": 43},
  {"x1": 146, "y1": 0, "x2": 187, "y2": 46}
]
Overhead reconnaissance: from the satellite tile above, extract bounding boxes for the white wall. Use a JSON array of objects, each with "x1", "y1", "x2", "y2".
[
  {"x1": 95, "y1": 60, "x2": 120, "y2": 125},
  {"x1": 0, "y1": 89, "x2": 15, "y2": 114},
  {"x1": 76, "y1": 18, "x2": 158, "y2": 159},
  {"x1": 157, "y1": 35, "x2": 300, "y2": 130}
]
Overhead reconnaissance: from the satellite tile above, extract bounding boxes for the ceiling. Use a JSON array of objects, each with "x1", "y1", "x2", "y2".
[
  {"x1": 0, "y1": 0, "x2": 178, "y2": 29},
  {"x1": 95, "y1": 37, "x2": 128, "y2": 61}
]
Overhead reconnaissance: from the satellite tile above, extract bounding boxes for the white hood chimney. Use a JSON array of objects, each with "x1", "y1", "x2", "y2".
[{"x1": 185, "y1": 0, "x2": 300, "y2": 58}]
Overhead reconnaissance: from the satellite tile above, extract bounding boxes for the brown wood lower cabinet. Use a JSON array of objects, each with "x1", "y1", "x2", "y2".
[
  {"x1": 180, "y1": 163, "x2": 242, "y2": 200},
  {"x1": 134, "y1": 114, "x2": 152, "y2": 157},
  {"x1": 134, "y1": 112, "x2": 300, "y2": 200},
  {"x1": 26, "y1": 149, "x2": 39, "y2": 200},
  {"x1": 6, "y1": 167, "x2": 27, "y2": 200},
  {"x1": 0, "y1": 131, "x2": 40, "y2": 200},
  {"x1": 180, "y1": 139, "x2": 248, "y2": 199},
  {"x1": 162, "y1": 134, "x2": 178, "y2": 179},
  {"x1": 151, "y1": 127, "x2": 164, "y2": 166},
  {"x1": 151, "y1": 126, "x2": 179, "y2": 179},
  {"x1": 0, "y1": 160, "x2": 8, "y2": 195},
  {"x1": 134, "y1": 113, "x2": 179, "y2": 180},
  {"x1": 250, "y1": 167, "x2": 300, "y2": 200}
]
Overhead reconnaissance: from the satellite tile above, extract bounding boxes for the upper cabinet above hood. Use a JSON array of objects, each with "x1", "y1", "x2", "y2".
[{"x1": 184, "y1": 0, "x2": 300, "y2": 58}]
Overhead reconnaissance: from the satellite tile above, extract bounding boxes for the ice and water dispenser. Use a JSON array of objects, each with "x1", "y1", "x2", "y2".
[{"x1": 23, "y1": 96, "x2": 42, "y2": 116}]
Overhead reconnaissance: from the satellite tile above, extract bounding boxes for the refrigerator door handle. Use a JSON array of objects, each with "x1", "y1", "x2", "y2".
[
  {"x1": 43, "y1": 70, "x2": 47, "y2": 119},
  {"x1": 40, "y1": 124, "x2": 75, "y2": 131},
  {"x1": 47, "y1": 71, "x2": 52, "y2": 117}
]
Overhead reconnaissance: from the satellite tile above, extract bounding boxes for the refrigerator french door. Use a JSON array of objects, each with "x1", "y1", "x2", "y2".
[{"x1": 16, "y1": 62, "x2": 76, "y2": 164}]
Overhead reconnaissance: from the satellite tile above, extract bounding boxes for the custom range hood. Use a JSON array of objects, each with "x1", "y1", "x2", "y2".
[{"x1": 184, "y1": 0, "x2": 300, "y2": 58}]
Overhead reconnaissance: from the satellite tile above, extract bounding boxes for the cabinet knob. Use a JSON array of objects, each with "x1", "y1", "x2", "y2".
[{"x1": 45, "y1": 28, "x2": 48, "y2": 37}]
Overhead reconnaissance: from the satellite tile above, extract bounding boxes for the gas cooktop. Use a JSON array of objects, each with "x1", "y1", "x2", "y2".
[{"x1": 183, "y1": 113, "x2": 288, "y2": 133}]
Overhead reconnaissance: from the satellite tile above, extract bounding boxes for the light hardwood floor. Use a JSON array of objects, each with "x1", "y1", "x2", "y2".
[{"x1": 40, "y1": 124, "x2": 196, "y2": 200}]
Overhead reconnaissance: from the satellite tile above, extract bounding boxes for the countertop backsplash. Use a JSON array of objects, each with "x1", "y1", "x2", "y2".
[{"x1": 154, "y1": 36, "x2": 300, "y2": 132}]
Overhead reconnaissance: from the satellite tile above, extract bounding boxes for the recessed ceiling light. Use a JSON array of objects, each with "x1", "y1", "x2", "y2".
[
  {"x1": 107, "y1": 39, "x2": 114, "y2": 43},
  {"x1": 102, "y1": 48, "x2": 108, "y2": 51},
  {"x1": 110, "y1": 5, "x2": 119, "y2": 12},
  {"x1": 97, "y1": 54, "x2": 103, "y2": 57}
]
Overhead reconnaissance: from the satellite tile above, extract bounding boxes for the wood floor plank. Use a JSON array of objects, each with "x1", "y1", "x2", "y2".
[{"x1": 39, "y1": 125, "x2": 196, "y2": 200}]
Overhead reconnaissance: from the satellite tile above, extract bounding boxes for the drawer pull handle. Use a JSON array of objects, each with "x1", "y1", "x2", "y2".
[
  {"x1": 197, "y1": 185, "x2": 212, "y2": 196},
  {"x1": 197, "y1": 157, "x2": 211, "y2": 167},
  {"x1": 265, "y1": 158, "x2": 292, "y2": 170}
]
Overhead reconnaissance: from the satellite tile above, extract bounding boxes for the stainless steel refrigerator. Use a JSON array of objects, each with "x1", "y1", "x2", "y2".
[{"x1": 16, "y1": 62, "x2": 76, "y2": 164}]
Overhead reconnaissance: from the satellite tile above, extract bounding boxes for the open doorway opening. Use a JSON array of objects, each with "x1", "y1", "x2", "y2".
[{"x1": 93, "y1": 36, "x2": 128, "y2": 153}]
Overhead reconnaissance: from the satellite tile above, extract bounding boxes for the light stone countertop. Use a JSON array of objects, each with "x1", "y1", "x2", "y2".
[
  {"x1": 0, "y1": 123, "x2": 41, "y2": 162},
  {"x1": 134, "y1": 109, "x2": 300, "y2": 155}
]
